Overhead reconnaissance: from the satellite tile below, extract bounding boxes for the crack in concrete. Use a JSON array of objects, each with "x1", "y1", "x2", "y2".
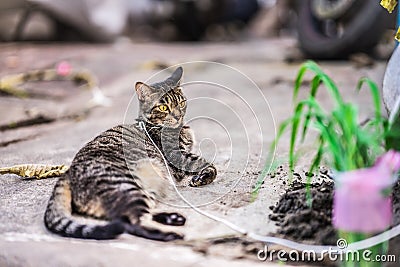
[
  {"x1": 0, "y1": 135, "x2": 39, "y2": 147},
  {"x1": 0, "y1": 111, "x2": 90, "y2": 132},
  {"x1": 0, "y1": 115, "x2": 55, "y2": 132}
]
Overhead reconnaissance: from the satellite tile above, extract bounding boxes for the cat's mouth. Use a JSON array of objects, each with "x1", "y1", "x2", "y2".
[
  {"x1": 162, "y1": 118, "x2": 183, "y2": 128},
  {"x1": 143, "y1": 116, "x2": 183, "y2": 129}
]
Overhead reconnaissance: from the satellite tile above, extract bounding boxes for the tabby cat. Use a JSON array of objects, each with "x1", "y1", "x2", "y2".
[{"x1": 44, "y1": 67, "x2": 217, "y2": 241}]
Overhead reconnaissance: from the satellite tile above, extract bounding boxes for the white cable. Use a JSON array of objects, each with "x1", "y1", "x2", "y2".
[{"x1": 139, "y1": 121, "x2": 398, "y2": 254}]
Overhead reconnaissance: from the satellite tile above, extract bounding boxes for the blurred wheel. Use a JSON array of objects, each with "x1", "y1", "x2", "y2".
[{"x1": 298, "y1": 0, "x2": 388, "y2": 59}]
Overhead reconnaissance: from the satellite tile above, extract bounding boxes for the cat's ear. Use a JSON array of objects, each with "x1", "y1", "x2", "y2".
[
  {"x1": 169, "y1": 67, "x2": 183, "y2": 86},
  {"x1": 135, "y1": 82, "x2": 153, "y2": 101}
]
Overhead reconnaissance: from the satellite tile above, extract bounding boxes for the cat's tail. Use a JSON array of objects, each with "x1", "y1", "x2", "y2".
[{"x1": 44, "y1": 175, "x2": 125, "y2": 240}]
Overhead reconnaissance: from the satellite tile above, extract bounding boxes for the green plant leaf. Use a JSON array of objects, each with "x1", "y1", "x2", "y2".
[
  {"x1": 289, "y1": 102, "x2": 305, "y2": 171},
  {"x1": 357, "y1": 78, "x2": 382, "y2": 120},
  {"x1": 386, "y1": 96, "x2": 400, "y2": 151},
  {"x1": 258, "y1": 61, "x2": 390, "y2": 193},
  {"x1": 293, "y1": 63, "x2": 309, "y2": 101},
  {"x1": 301, "y1": 76, "x2": 322, "y2": 142},
  {"x1": 302, "y1": 61, "x2": 343, "y2": 105},
  {"x1": 386, "y1": 121, "x2": 400, "y2": 151},
  {"x1": 252, "y1": 117, "x2": 293, "y2": 197}
]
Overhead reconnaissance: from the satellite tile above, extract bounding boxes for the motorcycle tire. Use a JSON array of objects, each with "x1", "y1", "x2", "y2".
[{"x1": 297, "y1": 0, "x2": 388, "y2": 59}]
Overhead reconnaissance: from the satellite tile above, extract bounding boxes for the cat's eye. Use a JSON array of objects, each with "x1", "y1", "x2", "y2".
[
  {"x1": 158, "y1": 105, "x2": 168, "y2": 112},
  {"x1": 179, "y1": 101, "x2": 186, "y2": 108}
]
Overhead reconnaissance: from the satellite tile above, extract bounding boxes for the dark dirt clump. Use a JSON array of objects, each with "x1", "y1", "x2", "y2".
[
  {"x1": 387, "y1": 181, "x2": 400, "y2": 267},
  {"x1": 392, "y1": 181, "x2": 400, "y2": 225},
  {"x1": 269, "y1": 178, "x2": 400, "y2": 263},
  {"x1": 269, "y1": 180, "x2": 338, "y2": 245}
]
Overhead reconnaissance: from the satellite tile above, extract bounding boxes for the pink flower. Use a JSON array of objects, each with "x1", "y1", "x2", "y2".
[
  {"x1": 375, "y1": 149, "x2": 400, "y2": 174},
  {"x1": 333, "y1": 150, "x2": 400, "y2": 232},
  {"x1": 56, "y1": 61, "x2": 72, "y2": 76}
]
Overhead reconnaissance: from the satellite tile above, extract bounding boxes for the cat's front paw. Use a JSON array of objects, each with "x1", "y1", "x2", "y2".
[
  {"x1": 152, "y1": 212, "x2": 186, "y2": 226},
  {"x1": 189, "y1": 165, "x2": 217, "y2": 187}
]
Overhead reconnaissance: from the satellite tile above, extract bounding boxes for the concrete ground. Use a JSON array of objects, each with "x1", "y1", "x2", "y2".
[{"x1": 0, "y1": 38, "x2": 389, "y2": 267}]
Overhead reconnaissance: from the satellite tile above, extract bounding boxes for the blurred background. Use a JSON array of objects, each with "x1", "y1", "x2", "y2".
[{"x1": 0, "y1": 0, "x2": 397, "y2": 60}]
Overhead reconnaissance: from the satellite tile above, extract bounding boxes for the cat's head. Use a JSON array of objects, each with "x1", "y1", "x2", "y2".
[{"x1": 135, "y1": 67, "x2": 186, "y2": 128}]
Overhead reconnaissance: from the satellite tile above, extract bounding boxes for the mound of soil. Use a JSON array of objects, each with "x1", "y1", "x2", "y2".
[
  {"x1": 269, "y1": 180, "x2": 337, "y2": 245},
  {"x1": 270, "y1": 178, "x2": 400, "y2": 253},
  {"x1": 387, "y1": 181, "x2": 400, "y2": 266},
  {"x1": 392, "y1": 181, "x2": 400, "y2": 225}
]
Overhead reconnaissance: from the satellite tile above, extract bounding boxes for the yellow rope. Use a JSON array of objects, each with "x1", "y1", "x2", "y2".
[
  {"x1": 0, "y1": 164, "x2": 69, "y2": 178},
  {"x1": 0, "y1": 68, "x2": 97, "y2": 98}
]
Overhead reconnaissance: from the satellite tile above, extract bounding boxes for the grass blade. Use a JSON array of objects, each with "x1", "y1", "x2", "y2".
[{"x1": 357, "y1": 78, "x2": 381, "y2": 120}]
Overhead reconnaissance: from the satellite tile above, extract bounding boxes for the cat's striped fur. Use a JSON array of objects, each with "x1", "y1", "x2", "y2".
[{"x1": 44, "y1": 67, "x2": 217, "y2": 241}]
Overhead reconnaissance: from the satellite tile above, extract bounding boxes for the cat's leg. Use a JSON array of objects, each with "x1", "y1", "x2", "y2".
[
  {"x1": 123, "y1": 210, "x2": 184, "y2": 240},
  {"x1": 97, "y1": 184, "x2": 151, "y2": 224},
  {"x1": 164, "y1": 126, "x2": 217, "y2": 187},
  {"x1": 179, "y1": 125, "x2": 194, "y2": 151},
  {"x1": 152, "y1": 212, "x2": 186, "y2": 226},
  {"x1": 166, "y1": 149, "x2": 217, "y2": 187},
  {"x1": 94, "y1": 169, "x2": 184, "y2": 241},
  {"x1": 98, "y1": 187, "x2": 183, "y2": 241},
  {"x1": 124, "y1": 223, "x2": 183, "y2": 241},
  {"x1": 189, "y1": 165, "x2": 217, "y2": 187}
]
